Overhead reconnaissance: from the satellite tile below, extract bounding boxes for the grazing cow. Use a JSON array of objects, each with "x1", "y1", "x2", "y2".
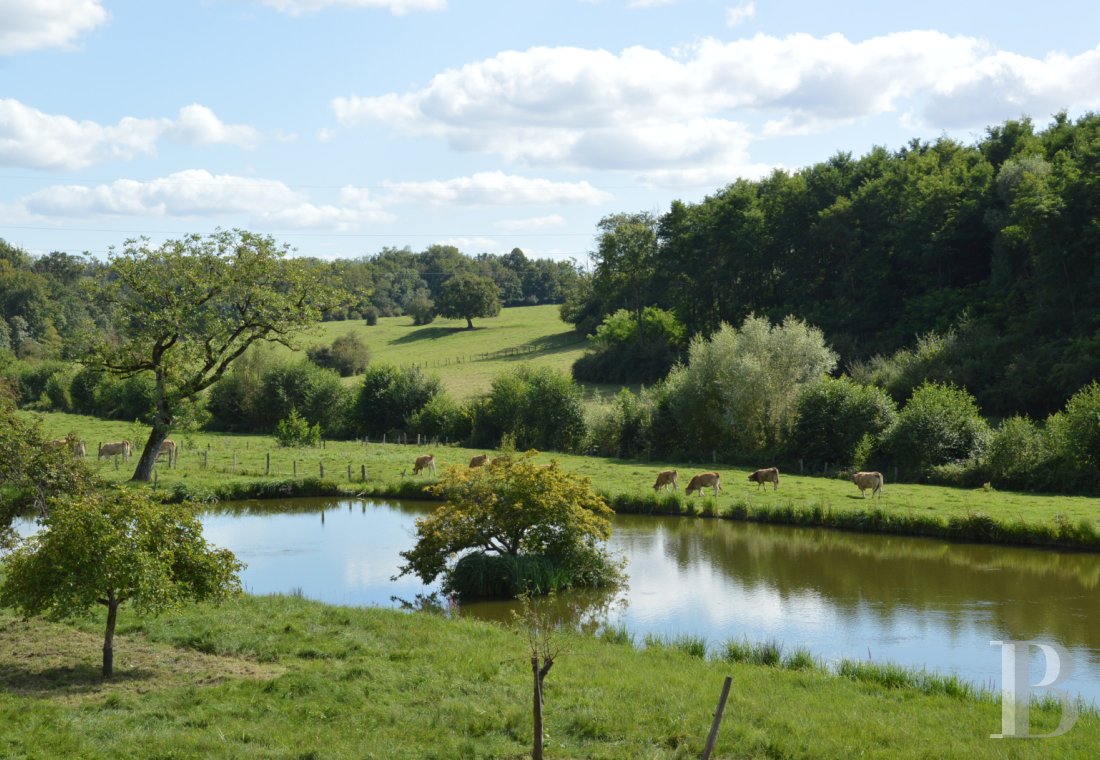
[
  {"x1": 72, "y1": 440, "x2": 86, "y2": 458},
  {"x1": 412, "y1": 454, "x2": 436, "y2": 476},
  {"x1": 157, "y1": 439, "x2": 176, "y2": 462},
  {"x1": 469, "y1": 454, "x2": 490, "y2": 468},
  {"x1": 652, "y1": 469, "x2": 678, "y2": 492},
  {"x1": 748, "y1": 467, "x2": 780, "y2": 491},
  {"x1": 852, "y1": 471, "x2": 885, "y2": 498},
  {"x1": 98, "y1": 441, "x2": 132, "y2": 460},
  {"x1": 685, "y1": 472, "x2": 721, "y2": 497}
]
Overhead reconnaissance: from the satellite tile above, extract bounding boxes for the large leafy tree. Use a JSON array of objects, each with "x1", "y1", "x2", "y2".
[
  {"x1": 397, "y1": 451, "x2": 615, "y2": 594},
  {"x1": 87, "y1": 229, "x2": 338, "y2": 481},
  {"x1": 0, "y1": 490, "x2": 242, "y2": 678},
  {"x1": 435, "y1": 273, "x2": 501, "y2": 329}
]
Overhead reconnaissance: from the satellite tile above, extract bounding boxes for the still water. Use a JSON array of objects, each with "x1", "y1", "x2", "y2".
[{"x1": 192, "y1": 497, "x2": 1100, "y2": 704}]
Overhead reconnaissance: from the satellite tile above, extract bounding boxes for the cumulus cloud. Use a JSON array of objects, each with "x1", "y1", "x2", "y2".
[
  {"x1": 0, "y1": 0, "x2": 107, "y2": 54},
  {"x1": 725, "y1": 1, "x2": 754, "y2": 28},
  {"x1": 379, "y1": 171, "x2": 611, "y2": 205},
  {"x1": 254, "y1": 0, "x2": 445, "y2": 15},
  {"x1": 331, "y1": 33, "x2": 1100, "y2": 184},
  {"x1": 495, "y1": 214, "x2": 568, "y2": 233},
  {"x1": 19, "y1": 170, "x2": 394, "y2": 229},
  {"x1": 0, "y1": 100, "x2": 261, "y2": 170}
]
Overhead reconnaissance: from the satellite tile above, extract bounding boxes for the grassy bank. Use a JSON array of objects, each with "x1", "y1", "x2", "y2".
[
  {"x1": 27, "y1": 410, "x2": 1100, "y2": 550},
  {"x1": 1, "y1": 594, "x2": 1093, "y2": 758}
]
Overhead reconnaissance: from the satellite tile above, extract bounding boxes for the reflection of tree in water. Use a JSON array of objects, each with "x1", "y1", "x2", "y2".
[
  {"x1": 612, "y1": 515, "x2": 1100, "y2": 659},
  {"x1": 458, "y1": 584, "x2": 627, "y2": 637}
]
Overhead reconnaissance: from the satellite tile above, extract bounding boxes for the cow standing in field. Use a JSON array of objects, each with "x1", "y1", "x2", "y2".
[
  {"x1": 652, "y1": 470, "x2": 678, "y2": 492},
  {"x1": 852, "y1": 471, "x2": 885, "y2": 498},
  {"x1": 469, "y1": 454, "x2": 490, "y2": 468},
  {"x1": 72, "y1": 440, "x2": 86, "y2": 458},
  {"x1": 412, "y1": 454, "x2": 436, "y2": 476},
  {"x1": 685, "y1": 472, "x2": 721, "y2": 497},
  {"x1": 748, "y1": 467, "x2": 780, "y2": 491},
  {"x1": 157, "y1": 439, "x2": 176, "y2": 463},
  {"x1": 98, "y1": 441, "x2": 132, "y2": 460}
]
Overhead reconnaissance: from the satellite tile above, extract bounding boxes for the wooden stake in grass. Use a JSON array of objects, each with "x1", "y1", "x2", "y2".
[
  {"x1": 513, "y1": 593, "x2": 559, "y2": 760},
  {"x1": 701, "y1": 675, "x2": 733, "y2": 760}
]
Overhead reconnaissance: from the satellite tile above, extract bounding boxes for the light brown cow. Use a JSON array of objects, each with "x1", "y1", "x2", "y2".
[
  {"x1": 652, "y1": 469, "x2": 678, "y2": 492},
  {"x1": 157, "y1": 439, "x2": 176, "y2": 462},
  {"x1": 98, "y1": 441, "x2": 132, "y2": 460},
  {"x1": 469, "y1": 454, "x2": 490, "y2": 468},
  {"x1": 72, "y1": 440, "x2": 86, "y2": 458},
  {"x1": 51, "y1": 437, "x2": 86, "y2": 458},
  {"x1": 412, "y1": 454, "x2": 436, "y2": 476},
  {"x1": 748, "y1": 467, "x2": 780, "y2": 491},
  {"x1": 852, "y1": 471, "x2": 885, "y2": 498},
  {"x1": 685, "y1": 472, "x2": 721, "y2": 497}
]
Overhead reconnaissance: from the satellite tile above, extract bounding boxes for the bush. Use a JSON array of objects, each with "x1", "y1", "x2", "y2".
[
  {"x1": 1058, "y1": 382, "x2": 1100, "y2": 476},
  {"x1": 275, "y1": 408, "x2": 322, "y2": 447},
  {"x1": 881, "y1": 382, "x2": 991, "y2": 470},
  {"x1": 363, "y1": 306, "x2": 379, "y2": 326},
  {"x1": 789, "y1": 377, "x2": 897, "y2": 467},
  {"x1": 306, "y1": 332, "x2": 371, "y2": 377},
  {"x1": 259, "y1": 360, "x2": 352, "y2": 438},
  {"x1": 405, "y1": 294, "x2": 436, "y2": 326},
  {"x1": 408, "y1": 393, "x2": 472, "y2": 442},
  {"x1": 985, "y1": 416, "x2": 1050, "y2": 489},
  {"x1": 472, "y1": 365, "x2": 587, "y2": 452},
  {"x1": 572, "y1": 307, "x2": 685, "y2": 384},
  {"x1": 352, "y1": 364, "x2": 442, "y2": 437},
  {"x1": 586, "y1": 388, "x2": 653, "y2": 458}
]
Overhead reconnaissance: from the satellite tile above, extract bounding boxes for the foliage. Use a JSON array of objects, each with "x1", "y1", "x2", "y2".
[
  {"x1": 275, "y1": 408, "x2": 322, "y2": 448},
  {"x1": 260, "y1": 360, "x2": 352, "y2": 437},
  {"x1": 1058, "y1": 382, "x2": 1100, "y2": 477},
  {"x1": 397, "y1": 451, "x2": 617, "y2": 597},
  {"x1": 586, "y1": 388, "x2": 654, "y2": 459},
  {"x1": 352, "y1": 363, "x2": 443, "y2": 437},
  {"x1": 658, "y1": 315, "x2": 837, "y2": 457},
  {"x1": 572, "y1": 307, "x2": 685, "y2": 384},
  {"x1": 305, "y1": 331, "x2": 371, "y2": 376},
  {"x1": 85, "y1": 229, "x2": 338, "y2": 481},
  {"x1": 408, "y1": 393, "x2": 473, "y2": 442},
  {"x1": 0, "y1": 489, "x2": 241, "y2": 676},
  {"x1": 790, "y1": 377, "x2": 897, "y2": 466},
  {"x1": 405, "y1": 293, "x2": 436, "y2": 326},
  {"x1": 435, "y1": 273, "x2": 501, "y2": 329},
  {"x1": 472, "y1": 365, "x2": 588, "y2": 452},
  {"x1": 881, "y1": 382, "x2": 991, "y2": 470}
]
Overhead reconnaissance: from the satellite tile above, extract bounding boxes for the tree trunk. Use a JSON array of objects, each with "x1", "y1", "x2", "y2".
[
  {"x1": 532, "y1": 655, "x2": 544, "y2": 760},
  {"x1": 102, "y1": 593, "x2": 119, "y2": 679},
  {"x1": 466, "y1": 316, "x2": 474, "y2": 329},
  {"x1": 132, "y1": 382, "x2": 172, "y2": 482}
]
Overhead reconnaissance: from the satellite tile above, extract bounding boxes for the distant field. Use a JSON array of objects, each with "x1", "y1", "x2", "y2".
[{"x1": 291, "y1": 304, "x2": 623, "y2": 402}]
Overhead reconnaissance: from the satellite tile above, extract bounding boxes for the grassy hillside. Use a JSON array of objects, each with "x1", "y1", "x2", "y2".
[
  {"x1": 295, "y1": 305, "x2": 619, "y2": 401},
  {"x1": 29, "y1": 411, "x2": 1100, "y2": 549},
  {"x1": 1, "y1": 594, "x2": 1092, "y2": 758}
]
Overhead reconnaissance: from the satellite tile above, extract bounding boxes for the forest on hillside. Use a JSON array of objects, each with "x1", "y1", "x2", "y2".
[{"x1": 567, "y1": 113, "x2": 1100, "y2": 419}]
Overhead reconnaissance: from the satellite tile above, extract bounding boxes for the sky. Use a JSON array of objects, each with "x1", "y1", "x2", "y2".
[{"x1": 3, "y1": 0, "x2": 1100, "y2": 265}]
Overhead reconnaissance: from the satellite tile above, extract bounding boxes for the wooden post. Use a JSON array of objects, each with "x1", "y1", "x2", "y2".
[
  {"x1": 266, "y1": 452, "x2": 270, "y2": 476},
  {"x1": 347, "y1": 463, "x2": 352, "y2": 481},
  {"x1": 203, "y1": 450, "x2": 208, "y2": 470},
  {"x1": 417, "y1": 433, "x2": 421, "y2": 446},
  {"x1": 320, "y1": 462, "x2": 324, "y2": 479},
  {"x1": 153, "y1": 469, "x2": 158, "y2": 491},
  {"x1": 233, "y1": 451, "x2": 237, "y2": 471},
  {"x1": 114, "y1": 454, "x2": 119, "y2": 471},
  {"x1": 701, "y1": 676, "x2": 733, "y2": 760},
  {"x1": 361, "y1": 464, "x2": 366, "y2": 482},
  {"x1": 382, "y1": 433, "x2": 386, "y2": 444},
  {"x1": 532, "y1": 656, "x2": 544, "y2": 760},
  {"x1": 293, "y1": 460, "x2": 297, "y2": 477},
  {"x1": 322, "y1": 439, "x2": 326, "y2": 450}
]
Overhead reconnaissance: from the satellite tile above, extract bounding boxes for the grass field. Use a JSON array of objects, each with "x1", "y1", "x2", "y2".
[
  {"x1": 290, "y1": 304, "x2": 626, "y2": 402},
  {"x1": 29, "y1": 410, "x2": 1100, "y2": 550},
  {"x1": 1, "y1": 594, "x2": 1093, "y2": 758}
]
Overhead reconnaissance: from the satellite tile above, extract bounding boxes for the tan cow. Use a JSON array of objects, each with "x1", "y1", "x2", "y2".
[
  {"x1": 469, "y1": 454, "x2": 490, "y2": 468},
  {"x1": 748, "y1": 467, "x2": 780, "y2": 491},
  {"x1": 157, "y1": 439, "x2": 176, "y2": 462},
  {"x1": 72, "y1": 440, "x2": 86, "y2": 458},
  {"x1": 412, "y1": 454, "x2": 436, "y2": 476},
  {"x1": 98, "y1": 441, "x2": 132, "y2": 460},
  {"x1": 652, "y1": 469, "x2": 678, "y2": 492},
  {"x1": 51, "y1": 437, "x2": 86, "y2": 458},
  {"x1": 685, "y1": 472, "x2": 721, "y2": 497},
  {"x1": 852, "y1": 471, "x2": 885, "y2": 498}
]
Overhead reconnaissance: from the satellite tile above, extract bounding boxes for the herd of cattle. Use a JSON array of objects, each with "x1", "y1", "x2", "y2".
[
  {"x1": 46, "y1": 437, "x2": 177, "y2": 463},
  {"x1": 405, "y1": 452, "x2": 886, "y2": 499}
]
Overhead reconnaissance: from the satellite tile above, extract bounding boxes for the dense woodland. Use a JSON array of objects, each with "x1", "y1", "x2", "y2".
[{"x1": 567, "y1": 113, "x2": 1100, "y2": 419}]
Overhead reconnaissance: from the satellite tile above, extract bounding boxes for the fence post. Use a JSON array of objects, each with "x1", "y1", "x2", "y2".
[
  {"x1": 320, "y1": 462, "x2": 324, "y2": 479},
  {"x1": 266, "y1": 452, "x2": 270, "y2": 476},
  {"x1": 347, "y1": 463, "x2": 352, "y2": 481},
  {"x1": 382, "y1": 433, "x2": 386, "y2": 444},
  {"x1": 293, "y1": 460, "x2": 297, "y2": 477},
  {"x1": 701, "y1": 676, "x2": 733, "y2": 760},
  {"x1": 361, "y1": 464, "x2": 366, "y2": 482},
  {"x1": 153, "y1": 470, "x2": 158, "y2": 491},
  {"x1": 203, "y1": 450, "x2": 208, "y2": 469},
  {"x1": 114, "y1": 455, "x2": 119, "y2": 471},
  {"x1": 233, "y1": 451, "x2": 237, "y2": 471}
]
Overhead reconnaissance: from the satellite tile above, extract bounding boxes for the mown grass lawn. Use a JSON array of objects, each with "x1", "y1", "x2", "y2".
[
  {"x1": 1, "y1": 594, "x2": 1093, "y2": 759},
  {"x1": 29, "y1": 410, "x2": 1100, "y2": 547}
]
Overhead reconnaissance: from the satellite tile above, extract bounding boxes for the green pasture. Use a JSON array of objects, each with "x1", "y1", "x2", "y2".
[
  {"x1": 1, "y1": 594, "x2": 1092, "y2": 758},
  {"x1": 290, "y1": 304, "x2": 625, "y2": 402},
  {"x1": 30, "y1": 411, "x2": 1100, "y2": 547}
]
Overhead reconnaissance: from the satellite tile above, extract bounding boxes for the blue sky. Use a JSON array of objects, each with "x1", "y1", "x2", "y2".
[{"x1": 3, "y1": 0, "x2": 1100, "y2": 264}]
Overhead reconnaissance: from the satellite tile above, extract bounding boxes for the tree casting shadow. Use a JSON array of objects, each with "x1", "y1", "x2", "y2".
[{"x1": 0, "y1": 662, "x2": 155, "y2": 698}]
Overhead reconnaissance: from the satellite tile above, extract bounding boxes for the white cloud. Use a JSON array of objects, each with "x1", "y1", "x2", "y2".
[
  {"x1": 331, "y1": 33, "x2": 1100, "y2": 185},
  {"x1": 255, "y1": 0, "x2": 445, "y2": 16},
  {"x1": 0, "y1": 0, "x2": 107, "y2": 54},
  {"x1": 380, "y1": 171, "x2": 611, "y2": 205},
  {"x1": 495, "y1": 214, "x2": 568, "y2": 233},
  {"x1": 0, "y1": 100, "x2": 261, "y2": 170},
  {"x1": 725, "y1": 1, "x2": 754, "y2": 28},
  {"x1": 628, "y1": 0, "x2": 679, "y2": 7},
  {"x1": 19, "y1": 170, "x2": 394, "y2": 229}
]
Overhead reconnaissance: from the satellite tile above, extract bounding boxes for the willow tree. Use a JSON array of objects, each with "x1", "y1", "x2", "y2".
[{"x1": 88, "y1": 230, "x2": 337, "y2": 481}]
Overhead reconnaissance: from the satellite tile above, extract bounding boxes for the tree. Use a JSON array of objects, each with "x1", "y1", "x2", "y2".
[
  {"x1": 881, "y1": 382, "x2": 991, "y2": 469},
  {"x1": 435, "y1": 273, "x2": 501, "y2": 329},
  {"x1": 0, "y1": 490, "x2": 242, "y2": 678},
  {"x1": 396, "y1": 451, "x2": 616, "y2": 597},
  {"x1": 790, "y1": 377, "x2": 897, "y2": 466},
  {"x1": 86, "y1": 229, "x2": 337, "y2": 481}
]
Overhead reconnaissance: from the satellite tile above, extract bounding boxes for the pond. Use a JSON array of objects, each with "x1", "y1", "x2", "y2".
[{"x1": 191, "y1": 497, "x2": 1100, "y2": 705}]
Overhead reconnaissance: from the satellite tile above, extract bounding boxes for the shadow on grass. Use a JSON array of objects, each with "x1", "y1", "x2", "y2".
[
  {"x1": 388, "y1": 325, "x2": 474, "y2": 345},
  {"x1": 0, "y1": 662, "x2": 155, "y2": 698}
]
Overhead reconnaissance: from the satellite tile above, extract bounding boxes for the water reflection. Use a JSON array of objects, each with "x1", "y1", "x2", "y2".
[{"x1": 25, "y1": 497, "x2": 1096, "y2": 702}]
